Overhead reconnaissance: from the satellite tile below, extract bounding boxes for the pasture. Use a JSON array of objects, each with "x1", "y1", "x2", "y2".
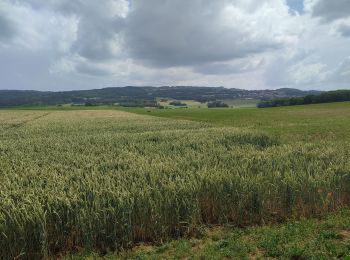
[{"x1": 1, "y1": 103, "x2": 350, "y2": 258}]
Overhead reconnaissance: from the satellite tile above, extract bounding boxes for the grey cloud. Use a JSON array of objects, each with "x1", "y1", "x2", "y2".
[
  {"x1": 75, "y1": 62, "x2": 114, "y2": 76},
  {"x1": 312, "y1": 0, "x2": 350, "y2": 22},
  {"x1": 12, "y1": 0, "x2": 87, "y2": 14},
  {"x1": 124, "y1": 0, "x2": 281, "y2": 68},
  {"x1": 0, "y1": 48, "x2": 55, "y2": 89},
  {"x1": 0, "y1": 48, "x2": 112, "y2": 90},
  {"x1": 71, "y1": 16, "x2": 125, "y2": 61},
  {"x1": 4, "y1": 0, "x2": 288, "y2": 77},
  {"x1": 2, "y1": 0, "x2": 350, "y2": 91},
  {"x1": 338, "y1": 24, "x2": 350, "y2": 37},
  {"x1": 0, "y1": 10, "x2": 16, "y2": 43},
  {"x1": 19, "y1": 0, "x2": 283, "y2": 73},
  {"x1": 195, "y1": 63, "x2": 245, "y2": 75},
  {"x1": 194, "y1": 58, "x2": 264, "y2": 75}
]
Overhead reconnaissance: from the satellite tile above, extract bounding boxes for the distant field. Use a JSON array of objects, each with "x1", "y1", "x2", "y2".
[
  {"x1": 126, "y1": 101, "x2": 350, "y2": 142},
  {"x1": 223, "y1": 98, "x2": 259, "y2": 108},
  {"x1": 1, "y1": 103, "x2": 350, "y2": 258},
  {"x1": 156, "y1": 98, "x2": 259, "y2": 109},
  {"x1": 157, "y1": 99, "x2": 206, "y2": 108}
]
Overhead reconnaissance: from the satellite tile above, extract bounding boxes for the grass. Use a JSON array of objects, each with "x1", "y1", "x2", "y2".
[
  {"x1": 67, "y1": 208, "x2": 350, "y2": 259},
  {"x1": 125, "y1": 101, "x2": 350, "y2": 142},
  {"x1": 1, "y1": 103, "x2": 350, "y2": 258}
]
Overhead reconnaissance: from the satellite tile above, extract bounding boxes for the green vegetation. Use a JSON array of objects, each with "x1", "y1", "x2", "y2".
[
  {"x1": 169, "y1": 101, "x2": 187, "y2": 107},
  {"x1": 258, "y1": 89, "x2": 350, "y2": 108},
  {"x1": 223, "y1": 98, "x2": 259, "y2": 108},
  {"x1": 1, "y1": 102, "x2": 350, "y2": 258},
  {"x1": 207, "y1": 101, "x2": 229, "y2": 108},
  {"x1": 126, "y1": 101, "x2": 350, "y2": 142},
  {"x1": 68, "y1": 208, "x2": 350, "y2": 259},
  {"x1": 0, "y1": 86, "x2": 319, "y2": 108}
]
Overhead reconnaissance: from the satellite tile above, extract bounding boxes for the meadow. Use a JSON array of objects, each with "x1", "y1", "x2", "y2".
[
  {"x1": 128, "y1": 101, "x2": 350, "y2": 142},
  {"x1": 1, "y1": 103, "x2": 350, "y2": 258}
]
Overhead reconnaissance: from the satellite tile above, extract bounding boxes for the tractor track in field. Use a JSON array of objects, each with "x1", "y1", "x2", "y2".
[{"x1": 1, "y1": 112, "x2": 50, "y2": 131}]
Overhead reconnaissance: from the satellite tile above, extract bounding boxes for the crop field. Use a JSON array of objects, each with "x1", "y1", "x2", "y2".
[{"x1": 1, "y1": 105, "x2": 350, "y2": 258}]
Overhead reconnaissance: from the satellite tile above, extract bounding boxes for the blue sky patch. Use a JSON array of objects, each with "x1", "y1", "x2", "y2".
[{"x1": 287, "y1": 0, "x2": 304, "y2": 14}]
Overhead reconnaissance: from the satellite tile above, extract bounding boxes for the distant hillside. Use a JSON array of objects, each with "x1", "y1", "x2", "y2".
[
  {"x1": 0, "y1": 86, "x2": 321, "y2": 108},
  {"x1": 258, "y1": 89, "x2": 350, "y2": 108}
]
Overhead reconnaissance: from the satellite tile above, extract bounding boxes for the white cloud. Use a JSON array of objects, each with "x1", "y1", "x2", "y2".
[
  {"x1": 287, "y1": 61, "x2": 328, "y2": 84},
  {"x1": 1, "y1": 1, "x2": 78, "y2": 51}
]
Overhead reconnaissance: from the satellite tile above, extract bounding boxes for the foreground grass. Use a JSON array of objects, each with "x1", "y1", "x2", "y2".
[{"x1": 67, "y1": 208, "x2": 350, "y2": 259}]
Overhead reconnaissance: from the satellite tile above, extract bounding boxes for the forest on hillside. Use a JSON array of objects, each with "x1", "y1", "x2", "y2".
[{"x1": 258, "y1": 90, "x2": 350, "y2": 108}]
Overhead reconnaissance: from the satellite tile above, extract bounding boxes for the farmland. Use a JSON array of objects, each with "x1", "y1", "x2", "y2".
[
  {"x1": 127, "y1": 101, "x2": 350, "y2": 142},
  {"x1": 1, "y1": 103, "x2": 350, "y2": 259},
  {"x1": 156, "y1": 98, "x2": 259, "y2": 109}
]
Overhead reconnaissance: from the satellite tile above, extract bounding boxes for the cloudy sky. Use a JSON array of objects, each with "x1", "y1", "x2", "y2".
[{"x1": 0, "y1": 0, "x2": 349, "y2": 91}]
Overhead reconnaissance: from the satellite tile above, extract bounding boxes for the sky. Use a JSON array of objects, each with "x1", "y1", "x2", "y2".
[{"x1": 0, "y1": 0, "x2": 349, "y2": 91}]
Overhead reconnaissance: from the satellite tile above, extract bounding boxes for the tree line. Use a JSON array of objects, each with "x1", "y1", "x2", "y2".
[{"x1": 258, "y1": 90, "x2": 350, "y2": 108}]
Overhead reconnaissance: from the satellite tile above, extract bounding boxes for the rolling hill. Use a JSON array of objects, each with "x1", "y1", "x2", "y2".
[{"x1": 0, "y1": 86, "x2": 321, "y2": 107}]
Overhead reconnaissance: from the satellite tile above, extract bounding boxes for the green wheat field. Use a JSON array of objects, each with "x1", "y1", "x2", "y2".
[{"x1": 1, "y1": 102, "x2": 350, "y2": 259}]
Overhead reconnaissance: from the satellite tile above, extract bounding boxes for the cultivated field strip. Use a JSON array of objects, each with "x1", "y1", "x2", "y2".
[
  {"x1": 0, "y1": 111, "x2": 50, "y2": 132},
  {"x1": 0, "y1": 110, "x2": 349, "y2": 259}
]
